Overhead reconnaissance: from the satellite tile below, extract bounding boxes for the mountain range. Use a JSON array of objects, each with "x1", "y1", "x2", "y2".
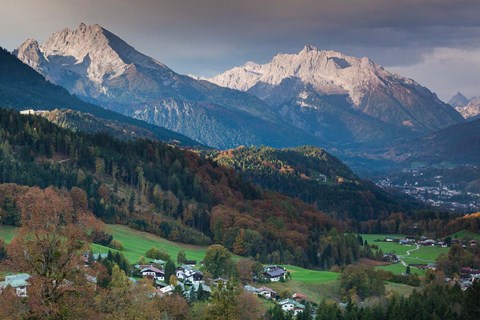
[
  {"x1": 0, "y1": 47, "x2": 201, "y2": 147},
  {"x1": 14, "y1": 23, "x2": 322, "y2": 149},
  {"x1": 15, "y1": 23, "x2": 464, "y2": 151},
  {"x1": 207, "y1": 45, "x2": 464, "y2": 146}
]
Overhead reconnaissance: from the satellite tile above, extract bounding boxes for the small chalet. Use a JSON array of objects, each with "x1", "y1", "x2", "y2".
[
  {"x1": 419, "y1": 239, "x2": 435, "y2": 246},
  {"x1": 382, "y1": 253, "x2": 399, "y2": 263},
  {"x1": 292, "y1": 292, "x2": 308, "y2": 302},
  {"x1": 257, "y1": 286, "x2": 276, "y2": 299},
  {"x1": 159, "y1": 285, "x2": 174, "y2": 296},
  {"x1": 0, "y1": 274, "x2": 30, "y2": 297},
  {"x1": 183, "y1": 260, "x2": 197, "y2": 267},
  {"x1": 184, "y1": 270, "x2": 204, "y2": 285},
  {"x1": 436, "y1": 241, "x2": 448, "y2": 248},
  {"x1": 149, "y1": 259, "x2": 166, "y2": 265},
  {"x1": 176, "y1": 265, "x2": 193, "y2": 280},
  {"x1": 244, "y1": 285, "x2": 260, "y2": 294},
  {"x1": 140, "y1": 266, "x2": 165, "y2": 281},
  {"x1": 263, "y1": 265, "x2": 287, "y2": 282},
  {"x1": 279, "y1": 299, "x2": 305, "y2": 316}
]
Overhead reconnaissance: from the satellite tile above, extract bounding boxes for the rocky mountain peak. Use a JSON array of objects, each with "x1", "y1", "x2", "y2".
[
  {"x1": 207, "y1": 46, "x2": 463, "y2": 136},
  {"x1": 16, "y1": 23, "x2": 170, "y2": 93},
  {"x1": 448, "y1": 92, "x2": 469, "y2": 107},
  {"x1": 456, "y1": 97, "x2": 480, "y2": 120},
  {"x1": 301, "y1": 44, "x2": 319, "y2": 53}
]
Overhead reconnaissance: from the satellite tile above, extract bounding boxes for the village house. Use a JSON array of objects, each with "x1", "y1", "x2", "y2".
[
  {"x1": 0, "y1": 274, "x2": 30, "y2": 297},
  {"x1": 292, "y1": 292, "x2": 308, "y2": 302},
  {"x1": 279, "y1": 298, "x2": 305, "y2": 316},
  {"x1": 419, "y1": 239, "x2": 436, "y2": 246},
  {"x1": 382, "y1": 253, "x2": 399, "y2": 263},
  {"x1": 244, "y1": 285, "x2": 260, "y2": 295},
  {"x1": 176, "y1": 265, "x2": 203, "y2": 284},
  {"x1": 183, "y1": 270, "x2": 204, "y2": 285},
  {"x1": 148, "y1": 259, "x2": 166, "y2": 266},
  {"x1": 263, "y1": 265, "x2": 287, "y2": 282},
  {"x1": 257, "y1": 286, "x2": 277, "y2": 299},
  {"x1": 159, "y1": 285, "x2": 175, "y2": 296},
  {"x1": 436, "y1": 241, "x2": 448, "y2": 248},
  {"x1": 140, "y1": 266, "x2": 165, "y2": 281},
  {"x1": 183, "y1": 260, "x2": 197, "y2": 267}
]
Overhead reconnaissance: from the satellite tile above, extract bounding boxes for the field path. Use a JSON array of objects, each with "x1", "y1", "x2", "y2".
[{"x1": 399, "y1": 243, "x2": 420, "y2": 267}]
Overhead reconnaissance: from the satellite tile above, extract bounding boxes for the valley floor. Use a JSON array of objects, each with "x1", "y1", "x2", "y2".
[{"x1": 1, "y1": 225, "x2": 471, "y2": 305}]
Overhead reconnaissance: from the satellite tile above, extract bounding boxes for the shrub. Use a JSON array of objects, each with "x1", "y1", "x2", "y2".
[
  {"x1": 108, "y1": 240, "x2": 124, "y2": 251},
  {"x1": 146, "y1": 247, "x2": 170, "y2": 261},
  {"x1": 91, "y1": 230, "x2": 113, "y2": 246}
]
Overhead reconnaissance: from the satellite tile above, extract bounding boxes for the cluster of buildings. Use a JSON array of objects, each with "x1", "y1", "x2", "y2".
[
  {"x1": 0, "y1": 274, "x2": 30, "y2": 297},
  {"x1": 459, "y1": 268, "x2": 480, "y2": 290},
  {"x1": 135, "y1": 261, "x2": 211, "y2": 297},
  {"x1": 383, "y1": 236, "x2": 450, "y2": 248},
  {"x1": 375, "y1": 173, "x2": 480, "y2": 211},
  {"x1": 244, "y1": 284, "x2": 309, "y2": 316}
]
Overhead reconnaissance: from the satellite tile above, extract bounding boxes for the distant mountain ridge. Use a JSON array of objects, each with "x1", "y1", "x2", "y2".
[
  {"x1": 207, "y1": 45, "x2": 464, "y2": 146},
  {"x1": 15, "y1": 23, "x2": 324, "y2": 149},
  {"x1": 0, "y1": 47, "x2": 201, "y2": 147},
  {"x1": 455, "y1": 97, "x2": 480, "y2": 120},
  {"x1": 448, "y1": 92, "x2": 469, "y2": 107}
]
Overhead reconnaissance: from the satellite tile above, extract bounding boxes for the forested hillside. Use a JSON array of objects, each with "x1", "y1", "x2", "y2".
[
  {"x1": 0, "y1": 108, "x2": 362, "y2": 268},
  {"x1": 211, "y1": 146, "x2": 422, "y2": 221}
]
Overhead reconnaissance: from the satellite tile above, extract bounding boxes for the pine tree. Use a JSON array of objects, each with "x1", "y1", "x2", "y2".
[
  {"x1": 165, "y1": 260, "x2": 176, "y2": 284},
  {"x1": 197, "y1": 283, "x2": 206, "y2": 301}
]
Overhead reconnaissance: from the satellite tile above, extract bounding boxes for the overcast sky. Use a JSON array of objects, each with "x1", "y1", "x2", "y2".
[{"x1": 1, "y1": 0, "x2": 480, "y2": 101}]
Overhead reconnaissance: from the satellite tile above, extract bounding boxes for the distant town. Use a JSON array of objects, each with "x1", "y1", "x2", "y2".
[{"x1": 376, "y1": 167, "x2": 480, "y2": 212}]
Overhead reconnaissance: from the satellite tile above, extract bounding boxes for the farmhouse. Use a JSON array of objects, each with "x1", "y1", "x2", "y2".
[
  {"x1": 0, "y1": 274, "x2": 30, "y2": 297},
  {"x1": 244, "y1": 285, "x2": 260, "y2": 294},
  {"x1": 183, "y1": 270, "x2": 204, "y2": 285},
  {"x1": 149, "y1": 259, "x2": 166, "y2": 265},
  {"x1": 382, "y1": 253, "x2": 400, "y2": 263},
  {"x1": 292, "y1": 292, "x2": 308, "y2": 302},
  {"x1": 183, "y1": 260, "x2": 197, "y2": 267},
  {"x1": 140, "y1": 266, "x2": 165, "y2": 281},
  {"x1": 279, "y1": 298, "x2": 305, "y2": 316},
  {"x1": 263, "y1": 265, "x2": 287, "y2": 281},
  {"x1": 419, "y1": 239, "x2": 435, "y2": 246},
  {"x1": 257, "y1": 286, "x2": 277, "y2": 299}
]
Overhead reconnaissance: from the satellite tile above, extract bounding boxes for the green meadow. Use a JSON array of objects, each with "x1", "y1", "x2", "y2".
[
  {"x1": 91, "y1": 224, "x2": 209, "y2": 264},
  {"x1": 450, "y1": 230, "x2": 480, "y2": 241},
  {"x1": 361, "y1": 233, "x2": 451, "y2": 275},
  {"x1": 0, "y1": 225, "x2": 16, "y2": 242}
]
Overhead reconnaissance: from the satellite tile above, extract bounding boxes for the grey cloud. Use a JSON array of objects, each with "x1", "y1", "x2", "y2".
[{"x1": 1, "y1": 0, "x2": 480, "y2": 97}]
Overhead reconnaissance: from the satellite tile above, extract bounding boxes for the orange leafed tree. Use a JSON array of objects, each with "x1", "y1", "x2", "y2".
[{"x1": 2, "y1": 186, "x2": 98, "y2": 319}]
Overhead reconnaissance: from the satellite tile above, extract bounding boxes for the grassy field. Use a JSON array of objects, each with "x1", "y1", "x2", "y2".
[
  {"x1": 385, "y1": 282, "x2": 417, "y2": 297},
  {"x1": 361, "y1": 234, "x2": 450, "y2": 275},
  {"x1": 2, "y1": 224, "x2": 424, "y2": 302},
  {"x1": 268, "y1": 276, "x2": 341, "y2": 303},
  {"x1": 450, "y1": 230, "x2": 480, "y2": 241},
  {"x1": 0, "y1": 225, "x2": 16, "y2": 242},
  {"x1": 284, "y1": 265, "x2": 338, "y2": 284},
  {"x1": 91, "y1": 224, "x2": 209, "y2": 264}
]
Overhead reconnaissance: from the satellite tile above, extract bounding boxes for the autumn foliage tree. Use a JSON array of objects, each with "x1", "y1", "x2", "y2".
[
  {"x1": 3, "y1": 186, "x2": 98, "y2": 319},
  {"x1": 203, "y1": 244, "x2": 235, "y2": 278}
]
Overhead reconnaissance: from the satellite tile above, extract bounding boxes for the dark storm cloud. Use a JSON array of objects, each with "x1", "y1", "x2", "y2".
[{"x1": 1, "y1": 0, "x2": 480, "y2": 98}]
